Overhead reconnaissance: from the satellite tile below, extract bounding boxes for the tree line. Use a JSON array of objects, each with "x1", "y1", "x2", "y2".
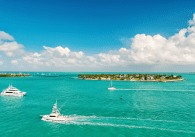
[{"x1": 78, "y1": 74, "x2": 182, "y2": 81}]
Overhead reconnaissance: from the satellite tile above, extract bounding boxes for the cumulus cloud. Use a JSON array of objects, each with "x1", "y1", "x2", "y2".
[
  {"x1": 11, "y1": 60, "x2": 18, "y2": 64},
  {"x1": 0, "y1": 31, "x2": 25, "y2": 58},
  {"x1": 98, "y1": 53, "x2": 120, "y2": 64},
  {"x1": 1, "y1": 13, "x2": 195, "y2": 71},
  {"x1": 43, "y1": 46, "x2": 70, "y2": 56},
  {"x1": 130, "y1": 25, "x2": 195, "y2": 65},
  {"x1": 95, "y1": 13, "x2": 195, "y2": 66},
  {"x1": 189, "y1": 13, "x2": 195, "y2": 26},
  {"x1": 0, "y1": 31, "x2": 14, "y2": 41},
  {"x1": 0, "y1": 55, "x2": 3, "y2": 65},
  {"x1": 19, "y1": 46, "x2": 96, "y2": 68}
]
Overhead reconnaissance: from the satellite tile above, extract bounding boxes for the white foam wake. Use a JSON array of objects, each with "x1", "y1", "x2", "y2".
[
  {"x1": 64, "y1": 121, "x2": 195, "y2": 134},
  {"x1": 50, "y1": 114, "x2": 195, "y2": 134},
  {"x1": 65, "y1": 114, "x2": 195, "y2": 124},
  {"x1": 116, "y1": 89, "x2": 195, "y2": 92}
]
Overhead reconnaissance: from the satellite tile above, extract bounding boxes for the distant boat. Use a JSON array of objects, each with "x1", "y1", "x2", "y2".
[
  {"x1": 41, "y1": 73, "x2": 46, "y2": 76},
  {"x1": 120, "y1": 95, "x2": 123, "y2": 99},
  {"x1": 46, "y1": 74, "x2": 59, "y2": 77},
  {"x1": 108, "y1": 80, "x2": 116, "y2": 90},
  {"x1": 40, "y1": 72, "x2": 46, "y2": 76}
]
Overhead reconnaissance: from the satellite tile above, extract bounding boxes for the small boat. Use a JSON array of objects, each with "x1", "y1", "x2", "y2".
[
  {"x1": 1, "y1": 84, "x2": 26, "y2": 96},
  {"x1": 108, "y1": 80, "x2": 116, "y2": 90},
  {"x1": 46, "y1": 73, "x2": 59, "y2": 77},
  {"x1": 120, "y1": 95, "x2": 123, "y2": 99},
  {"x1": 40, "y1": 100, "x2": 66, "y2": 122},
  {"x1": 41, "y1": 73, "x2": 46, "y2": 76}
]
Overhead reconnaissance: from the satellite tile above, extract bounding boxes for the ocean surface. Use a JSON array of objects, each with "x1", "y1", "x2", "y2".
[{"x1": 0, "y1": 72, "x2": 195, "y2": 137}]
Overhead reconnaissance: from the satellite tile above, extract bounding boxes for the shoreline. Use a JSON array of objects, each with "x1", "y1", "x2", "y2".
[
  {"x1": 77, "y1": 78, "x2": 186, "y2": 82},
  {"x1": 0, "y1": 74, "x2": 31, "y2": 77},
  {"x1": 78, "y1": 73, "x2": 185, "y2": 82}
]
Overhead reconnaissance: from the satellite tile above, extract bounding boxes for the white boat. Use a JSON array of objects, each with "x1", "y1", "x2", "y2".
[
  {"x1": 1, "y1": 85, "x2": 26, "y2": 96},
  {"x1": 108, "y1": 80, "x2": 116, "y2": 90},
  {"x1": 46, "y1": 73, "x2": 59, "y2": 77},
  {"x1": 41, "y1": 100, "x2": 66, "y2": 122}
]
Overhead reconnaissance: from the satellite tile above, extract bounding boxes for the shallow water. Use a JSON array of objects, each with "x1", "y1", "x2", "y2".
[{"x1": 0, "y1": 72, "x2": 195, "y2": 137}]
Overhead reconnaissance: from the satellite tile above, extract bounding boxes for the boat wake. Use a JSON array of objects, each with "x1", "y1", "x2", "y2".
[
  {"x1": 56, "y1": 115, "x2": 195, "y2": 134},
  {"x1": 116, "y1": 89, "x2": 195, "y2": 92}
]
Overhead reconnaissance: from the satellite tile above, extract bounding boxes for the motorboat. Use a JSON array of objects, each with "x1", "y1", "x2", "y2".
[
  {"x1": 108, "y1": 80, "x2": 116, "y2": 90},
  {"x1": 41, "y1": 73, "x2": 46, "y2": 76},
  {"x1": 40, "y1": 100, "x2": 66, "y2": 122},
  {"x1": 1, "y1": 85, "x2": 26, "y2": 96}
]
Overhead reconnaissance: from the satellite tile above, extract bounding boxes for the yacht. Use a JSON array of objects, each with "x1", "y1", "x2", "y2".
[
  {"x1": 40, "y1": 100, "x2": 66, "y2": 122},
  {"x1": 1, "y1": 85, "x2": 26, "y2": 96},
  {"x1": 41, "y1": 73, "x2": 46, "y2": 76},
  {"x1": 108, "y1": 80, "x2": 116, "y2": 90}
]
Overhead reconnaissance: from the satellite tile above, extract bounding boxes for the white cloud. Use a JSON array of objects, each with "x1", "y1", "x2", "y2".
[
  {"x1": 22, "y1": 55, "x2": 43, "y2": 64},
  {"x1": 0, "y1": 41, "x2": 23, "y2": 52},
  {"x1": 95, "y1": 14, "x2": 195, "y2": 66},
  {"x1": 43, "y1": 46, "x2": 70, "y2": 57},
  {"x1": 1, "y1": 13, "x2": 195, "y2": 71},
  {"x1": 189, "y1": 13, "x2": 195, "y2": 26},
  {"x1": 5, "y1": 51, "x2": 15, "y2": 57},
  {"x1": 67, "y1": 58, "x2": 76, "y2": 64},
  {"x1": 0, "y1": 32, "x2": 25, "y2": 58},
  {"x1": 11, "y1": 60, "x2": 18, "y2": 64},
  {"x1": 87, "y1": 56, "x2": 96, "y2": 62},
  {"x1": 98, "y1": 53, "x2": 120, "y2": 64},
  {"x1": 33, "y1": 52, "x2": 41, "y2": 57},
  {"x1": 74, "y1": 51, "x2": 84, "y2": 58},
  {"x1": 130, "y1": 26, "x2": 195, "y2": 64},
  {"x1": 0, "y1": 31, "x2": 14, "y2": 41},
  {"x1": 19, "y1": 46, "x2": 96, "y2": 68}
]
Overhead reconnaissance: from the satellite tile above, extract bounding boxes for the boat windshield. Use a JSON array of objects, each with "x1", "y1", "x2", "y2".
[{"x1": 9, "y1": 89, "x2": 18, "y2": 91}]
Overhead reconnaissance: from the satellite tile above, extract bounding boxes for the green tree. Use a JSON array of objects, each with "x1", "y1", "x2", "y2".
[
  {"x1": 98, "y1": 76, "x2": 101, "y2": 80},
  {"x1": 120, "y1": 77, "x2": 125, "y2": 80}
]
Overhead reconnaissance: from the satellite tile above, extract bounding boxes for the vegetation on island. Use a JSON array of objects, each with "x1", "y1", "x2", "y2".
[
  {"x1": 0, "y1": 73, "x2": 31, "y2": 77},
  {"x1": 78, "y1": 74, "x2": 185, "y2": 82}
]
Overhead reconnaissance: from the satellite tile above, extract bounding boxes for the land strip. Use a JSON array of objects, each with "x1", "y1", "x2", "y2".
[
  {"x1": 78, "y1": 74, "x2": 185, "y2": 82},
  {"x1": 0, "y1": 74, "x2": 31, "y2": 77}
]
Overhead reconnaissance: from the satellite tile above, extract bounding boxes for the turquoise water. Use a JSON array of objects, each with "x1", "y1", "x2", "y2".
[{"x1": 0, "y1": 72, "x2": 195, "y2": 137}]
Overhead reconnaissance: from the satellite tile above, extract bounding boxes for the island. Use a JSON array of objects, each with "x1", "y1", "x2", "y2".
[
  {"x1": 78, "y1": 74, "x2": 185, "y2": 82},
  {"x1": 0, "y1": 73, "x2": 31, "y2": 77}
]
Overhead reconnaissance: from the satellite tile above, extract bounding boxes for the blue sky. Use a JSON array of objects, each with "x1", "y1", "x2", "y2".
[{"x1": 0, "y1": 0, "x2": 195, "y2": 72}]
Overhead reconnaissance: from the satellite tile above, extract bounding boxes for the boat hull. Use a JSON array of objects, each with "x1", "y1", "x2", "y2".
[
  {"x1": 108, "y1": 87, "x2": 116, "y2": 90},
  {"x1": 1, "y1": 92, "x2": 26, "y2": 96},
  {"x1": 41, "y1": 115, "x2": 66, "y2": 121}
]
